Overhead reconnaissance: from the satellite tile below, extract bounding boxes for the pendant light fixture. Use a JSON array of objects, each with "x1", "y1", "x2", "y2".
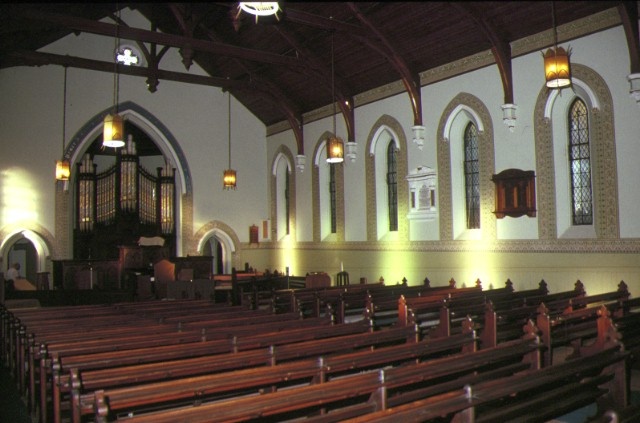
[
  {"x1": 223, "y1": 92, "x2": 237, "y2": 190},
  {"x1": 238, "y1": 2, "x2": 280, "y2": 20},
  {"x1": 543, "y1": 1, "x2": 572, "y2": 89},
  {"x1": 326, "y1": 31, "x2": 344, "y2": 164},
  {"x1": 55, "y1": 66, "x2": 70, "y2": 181},
  {"x1": 103, "y1": 6, "x2": 125, "y2": 148}
]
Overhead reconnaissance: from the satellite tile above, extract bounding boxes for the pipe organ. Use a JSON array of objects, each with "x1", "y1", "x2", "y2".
[{"x1": 75, "y1": 136, "x2": 176, "y2": 260}]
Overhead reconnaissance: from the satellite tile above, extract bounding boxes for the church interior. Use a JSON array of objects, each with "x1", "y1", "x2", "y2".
[{"x1": 1, "y1": 2, "x2": 640, "y2": 422}]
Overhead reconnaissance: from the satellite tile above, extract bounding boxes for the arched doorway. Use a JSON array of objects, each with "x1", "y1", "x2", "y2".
[
  {"x1": 202, "y1": 237, "x2": 224, "y2": 275},
  {"x1": 1, "y1": 228, "x2": 52, "y2": 289},
  {"x1": 196, "y1": 224, "x2": 237, "y2": 275}
]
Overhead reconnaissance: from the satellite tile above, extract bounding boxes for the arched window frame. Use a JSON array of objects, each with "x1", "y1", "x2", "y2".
[
  {"x1": 312, "y1": 135, "x2": 344, "y2": 242},
  {"x1": 270, "y1": 147, "x2": 296, "y2": 242},
  {"x1": 436, "y1": 94, "x2": 496, "y2": 242},
  {"x1": 567, "y1": 98, "x2": 593, "y2": 226},
  {"x1": 365, "y1": 117, "x2": 408, "y2": 242},
  {"x1": 463, "y1": 122, "x2": 480, "y2": 229},
  {"x1": 386, "y1": 140, "x2": 398, "y2": 232},
  {"x1": 535, "y1": 64, "x2": 619, "y2": 240}
]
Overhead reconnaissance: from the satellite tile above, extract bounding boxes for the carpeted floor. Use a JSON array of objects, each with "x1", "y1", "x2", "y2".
[{"x1": 0, "y1": 364, "x2": 32, "y2": 423}]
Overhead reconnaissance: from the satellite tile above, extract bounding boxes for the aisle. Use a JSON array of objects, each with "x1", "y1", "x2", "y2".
[{"x1": 0, "y1": 364, "x2": 32, "y2": 423}]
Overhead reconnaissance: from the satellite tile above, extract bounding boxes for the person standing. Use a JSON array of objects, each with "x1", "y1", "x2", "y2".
[{"x1": 5, "y1": 263, "x2": 20, "y2": 292}]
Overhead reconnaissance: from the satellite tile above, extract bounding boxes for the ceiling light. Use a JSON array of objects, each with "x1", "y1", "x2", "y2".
[
  {"x1": 543, "y1": 2, "x2": 572, "y2": 89},
  {"x1": 56, "y1": 66, "x2": 70, "y2": 182},
  {"x1": 239, "y1": 2, "x2": 280, "y2": 19},
  {"x1": 223, "y1": 92, "x2": 237, "y2": 190},
  {"x1": 326, "y1": 32, "x2": 344, "y2": 164},
  {"x1": 103, "y1": 7, "x2": 125, "y2": 148}
]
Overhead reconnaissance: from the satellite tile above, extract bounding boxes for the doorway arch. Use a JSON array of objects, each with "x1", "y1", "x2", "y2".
[
  {"x1": 0, "y1": 225, "x2": 53, "y2": 286},
  {"x1": 194, "y1": 221, "x2": 240, "y2": 275}
]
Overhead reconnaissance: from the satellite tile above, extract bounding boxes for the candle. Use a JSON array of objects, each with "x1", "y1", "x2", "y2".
[{"x1": 340, "y1": 261, "x2": 344, "y2": 272}]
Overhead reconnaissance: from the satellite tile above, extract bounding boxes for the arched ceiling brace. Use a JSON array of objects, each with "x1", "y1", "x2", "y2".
[
  {"x1": 274, "y1": 24, "x2": 354, "y2": 144},
  {"x1": 168, "y1": 3, "x2": 199, "y2": 70},
  {"x1": 195, "y1": 20, "x2": 305, "y2": 155},
  {"x1": 450, "y1": 3, "x2": 514, "y2": 105},
  {"x1": 618, "y1": 1, "x2": 640, "y2": 73},
  {"x1": 109, "y1": 11, "x2": 170, "y2": 93},
  {"x1": 346, "y1": 2, "x2": 422, "y2": 127},
  {"x1": 2, "y1": 50, "x2": 256, "y2": 90},
  {"x1": 10, "y1": 8, "x2": 307, "y2": 70},
  {"x1": 279, "y1": 6, "x2": 407, "y2": 138}
]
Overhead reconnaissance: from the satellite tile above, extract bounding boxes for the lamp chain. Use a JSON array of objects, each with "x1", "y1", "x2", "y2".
[
  {"x1": 552, "y1": 1, "x2": 557, "y2": 49},
  {"x1": 228, "y1": 92, "x2": 231, "y2": 168},
  {"x1": 331, "y1": 31, "x2": 336, "y2": 136},
  {"x1": 113, "y1": 7, "x2": 120, "y2": 114},
  {"x1": 62, "y1": 66, "x2": 67, "y2": 157}
]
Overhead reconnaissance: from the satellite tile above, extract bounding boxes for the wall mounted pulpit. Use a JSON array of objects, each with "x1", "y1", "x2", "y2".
[{"x1": 492, "y1": 169, "x2": 536, "y2": 218}]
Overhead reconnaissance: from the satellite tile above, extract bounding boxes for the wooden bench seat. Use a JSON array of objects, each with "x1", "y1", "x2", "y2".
[
  {"x1": 39, "y1": 314, "x2": 334, "y2": 423},
  {"x1": 50, "y1": 321, "x2": 369, "y2": 423},
  {"x1": 96, "y1": 328, "x2": 541, "y2": 422},
  {"x1": 76, "y1": 325, "x2": 447, "y2": 423},
  {"x1": 536, "y1": 290, "x2": 630, "y2": 367},
  {"x1": 341, "y1": 314, "x2": 628, "y2": 423}
]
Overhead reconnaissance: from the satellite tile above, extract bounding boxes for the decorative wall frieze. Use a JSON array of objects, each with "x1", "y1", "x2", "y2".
[
  {"x1": 266, "y1": 7, "x2": 621, "y2": 136},
  {"x1": 511, "y1": 8, "x2": 621, "y2": 57},
  {"x1": 255, "y1": 238, "x2": 640, "y2": 255}
]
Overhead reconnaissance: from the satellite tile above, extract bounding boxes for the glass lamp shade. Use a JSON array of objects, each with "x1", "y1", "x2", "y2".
[
  {"x1": 544, "y1": 47, "x2": 571, "y2": 88},
  {"x1": 223, "y1": 168, "x2": 237, "y2": 190},
  {"x1": 239, "y1": 2, "x2": 280, "y2": 17},
  {"x1": 55, "y1": 159, "x2": 70, "y2": 181},
  {"x1": 326, "y1": 135, "x2": 344, "y2": 163},
  {"x1": 103, "y1": 113, "x2": 125, "y2": 148}
]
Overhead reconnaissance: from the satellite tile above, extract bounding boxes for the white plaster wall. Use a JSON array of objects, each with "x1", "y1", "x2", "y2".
[
  {"x1": 1, "y1": 8, "x2": 639, "y2": 263},
  {"x1": 0, "y1": 8, "x2": 268, "y2": 245},
  {"x1": 266, "y1": 23, "x2": 639, "y2": 243}
]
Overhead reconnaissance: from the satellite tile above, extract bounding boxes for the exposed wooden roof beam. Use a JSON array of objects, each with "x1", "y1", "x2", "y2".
[
  {"x1": 618, "y1": 1, "x2": 640, "y2": 73},
  {"x1": 346, "y1": 2, "x2": 422, "y2": 127},
  {"x1": 451, "y1": 3, "x2": 514, "y2": 105},
  {"x1": 10, "y1": 7, "x2": 306, "y2": 69}
]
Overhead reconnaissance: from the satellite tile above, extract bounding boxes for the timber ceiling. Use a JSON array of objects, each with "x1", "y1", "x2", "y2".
[{"x1": 1, "y1": 1, "x2": 635, "y2": 154}]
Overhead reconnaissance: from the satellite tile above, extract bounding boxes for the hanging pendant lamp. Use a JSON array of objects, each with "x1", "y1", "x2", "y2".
[
  {"x1": 543, "y1": 1, "x2": 572, "y2": 89},
  {"x1": 103, "y1": 7, "x2": 125, "y2": 148},
  {"x1": 56, "y1": 66, "x2": 71, "y2": 181},
  {"x1": 326, "y1": 32, "x2": 344, "y2": 164},
  {"x1": 223, "y1": 92, "x2": 237, "y2": 190}
]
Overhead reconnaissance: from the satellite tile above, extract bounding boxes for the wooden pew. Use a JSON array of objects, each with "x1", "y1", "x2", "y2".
[
  {"x1": 41, "y1": 314, "x2": 336, "y2": 423},
  {"x1": 20, "y1": 305, "x2": 311, "y2": 422},
  {"x1": 363, "y1": 279, "x2": 476, "y2": 328},
  {"x1": 70, "y1": 324, "x2": 424, "y2": 423},
  {"x1": 536, "y1": 283, "x2": 631, "y2": 367},
  {"x1": 341, "y1": 310, "x2": 629, "y2": 423},
  {"x1": 433, "y1": 281, "x2": 624, "y2": 351},
  {"x1": 480, "y1": 282, "x2": 589, "y2": 349},
  {"x1": 18, "y1": 306, "x2": 259, "y2": 414},
  {"x1": 91, "y1": 321, "x2": 542, "y2": 422},
  {"x1": 88, "y1": 331, "x2": 474, "y2": 423}
]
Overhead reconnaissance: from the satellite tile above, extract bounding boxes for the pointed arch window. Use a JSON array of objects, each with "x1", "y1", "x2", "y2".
[
  {"x1": 285, "y1": 170, "x2": 290, "y2": 235},
  {"x1": 387, "y1": 141, "x2": 398, "y2": 231},
  {"x1": 568, "y1": 98, "x2": 593, "y2": 225},
  {"x1": 464, "y1": 122, "x2": 480, "y2": 229}
]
